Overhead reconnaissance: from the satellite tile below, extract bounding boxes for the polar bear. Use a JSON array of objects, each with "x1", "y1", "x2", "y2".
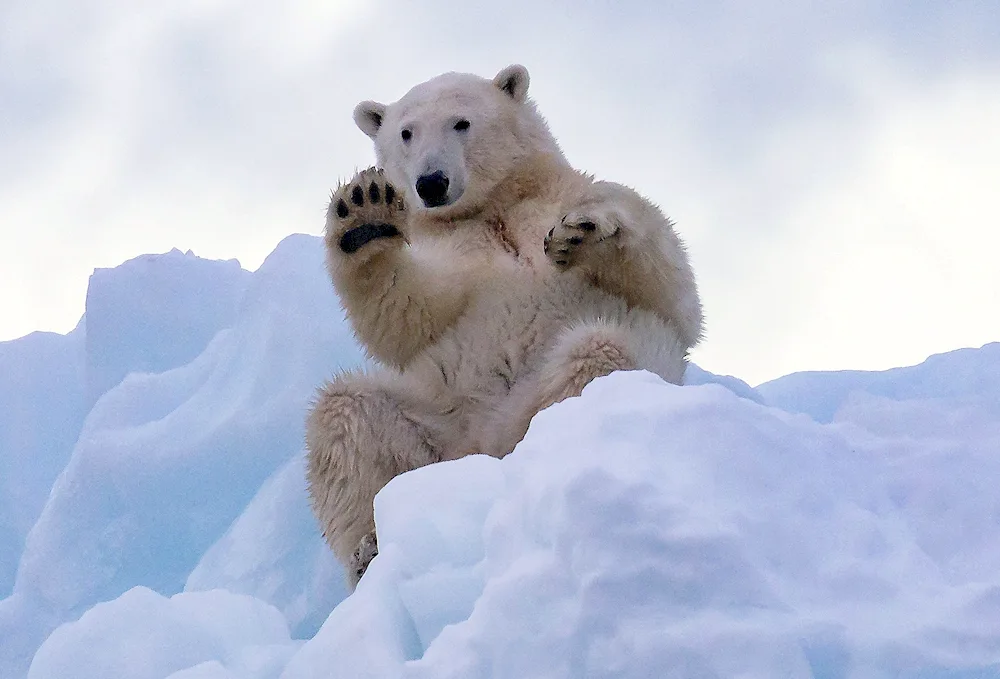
[{"x1": 306, "y1": 65, "x2": 703, "y2": 587}]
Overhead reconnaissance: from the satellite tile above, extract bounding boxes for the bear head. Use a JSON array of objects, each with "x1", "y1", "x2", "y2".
[{"x1": 353, "y1": 65, "x2": 564, "y2": 215}]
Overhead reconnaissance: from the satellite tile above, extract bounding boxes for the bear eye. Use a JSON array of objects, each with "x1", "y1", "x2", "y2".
[
  {"x1": 454, "y1": 119, "x2": 470, "y2": 131},
  {"x1": 401, "y1": 129, "x2": 412, "y2": 142}
]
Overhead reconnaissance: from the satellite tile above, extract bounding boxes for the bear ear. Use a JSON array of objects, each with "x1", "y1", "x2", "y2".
[
  {"x1": 353, "y1": 101, "x2": 387, "y2": 139},
  {"x1": 493, "y1": 64, "x2": 530, "y2": 103}
]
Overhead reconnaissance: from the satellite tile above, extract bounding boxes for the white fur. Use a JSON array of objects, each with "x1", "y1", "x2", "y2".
[{"x1": 308, "y1": 65, "x2": 704, "y2": 587}]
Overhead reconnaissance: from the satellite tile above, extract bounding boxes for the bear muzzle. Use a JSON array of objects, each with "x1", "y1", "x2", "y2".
[{"x1": 415, "y1": 171, "x2": 450, "y2": 208}]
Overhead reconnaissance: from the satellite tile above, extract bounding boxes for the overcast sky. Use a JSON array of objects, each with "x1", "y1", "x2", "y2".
[{"x1": 2, "y1": 1, "x2": 998, "y2": 385}]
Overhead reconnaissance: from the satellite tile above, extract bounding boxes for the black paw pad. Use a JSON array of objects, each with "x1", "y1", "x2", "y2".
[
  {"x1": 336, "y1": 199, "x2": 349, "y2": 219},
  {"x1": 578, "y1": 221, "x2": 597, "y2": 232},
  {"x1": 351, "y1": 185, "x2": 364, "y2": 206},
  {"x1": 369, "y1": 182, "x2": 381, "y2": 203},
  {"x1": 339, "y1": 223, "x2": 401, "y2": 254},
  {"x1": 384, "y1": 184, "x2": 395, "y2": 205}
]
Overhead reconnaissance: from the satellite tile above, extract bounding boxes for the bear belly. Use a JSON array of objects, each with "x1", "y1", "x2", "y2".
[{"x1": 404, "y1": 270, "x2": 629, "y2": 458}]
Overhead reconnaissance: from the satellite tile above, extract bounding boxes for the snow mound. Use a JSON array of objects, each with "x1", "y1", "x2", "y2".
[
  {"x1": 284, "y1": 370, "x2": 1000, "y2": 678},
  {"x1": 27, "y1": 587, "x2": 297, "y2": 679}
]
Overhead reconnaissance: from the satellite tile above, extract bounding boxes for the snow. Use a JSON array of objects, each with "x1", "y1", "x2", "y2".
[
  {"x1": 0, "y1": 235, "x2": 363, "y2": 678},
  {"x1": 2, "y1": 233, "x2": 999, "y2": 678},
  {"x1": 0, "y1": 323, "x2": 87, "y2": 598},
  {"x1": 184, "y1": 455, "x2": 347, "y2": 639},
  {"x1": 28, "y1": 587, "x2": 298, "y2": 679},
  {"x1": 83, "y1": 249, "x2": 250, "y2": 404},
  {"x1": 756, "y1": 342, "x2": 1000, "y2": 423},
  {"x1": 282, "y1": 370, "x2": 1000, "y2": 678}
]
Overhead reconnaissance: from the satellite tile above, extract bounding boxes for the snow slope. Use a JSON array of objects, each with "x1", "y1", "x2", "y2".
[
  {"x1": 0, "y1": 324, "x2": 87, "y2": 600},
  {"x1": 83, "y1": 249, "x2": 251, "y2": 404},
  {"x1": 0, "y1": 235, "x2": 363, "y2": 678},
  {"x1": 3, "y1": 234, "x2": 998, "y2": 678},
  {"x1": 757, "y1": 342, "x2": 1000, "y2": 423},
  {"x1": 2, "y1": 248, "x2": 249, "y2": 600}
]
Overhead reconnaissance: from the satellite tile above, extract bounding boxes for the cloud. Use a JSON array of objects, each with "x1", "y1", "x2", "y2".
[{"x1": 1, "y1": 1, "x2": 997, "y2": 383}]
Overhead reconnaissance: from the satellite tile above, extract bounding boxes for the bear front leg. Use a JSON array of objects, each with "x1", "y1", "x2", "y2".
[
  {"x1": 545, "y1": 180, "x2": 704, "y2": 349},
  {"x1": 326, "y1": 168, "x2": 473, "y2": 369},
  {"x1": 544, "y1": 197, "x2": 622, "y2": 270},
  {"x1": 306, "y1": 369, "x2": 441, "y2": 588}
]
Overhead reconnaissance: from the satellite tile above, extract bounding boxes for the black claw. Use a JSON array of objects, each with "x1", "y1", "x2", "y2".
[
  {"x1": 384, "y1": 184, "x2": 395, "y2": 204},
  {"x1": 547, "y1": 227, "x2": 555, "y2": 238},
  {"x1": 336, "y1": 199, "x2": 349, "y2": 219},
  {"x1": 351, "y1": 185, "x2": 364, "y2": 206},
  {"x1": 578, "y1": 221, "x2": 597, "y2": 232},
  {"x1": 369, "y1": 182, "x2": 381, "y2": 203}
]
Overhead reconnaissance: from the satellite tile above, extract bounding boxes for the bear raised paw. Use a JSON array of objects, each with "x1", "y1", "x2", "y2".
[
  {"x1": 329, "y1": 168, "x2": 405, "y2": 256},
  {"x1": 308, "y1": 64, "x2": 704, "y2": 588}
]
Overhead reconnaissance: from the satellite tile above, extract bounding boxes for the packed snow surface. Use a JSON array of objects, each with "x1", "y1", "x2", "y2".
[{"x1": 2, "y1": 234, "x2": 998, "y2": 678}]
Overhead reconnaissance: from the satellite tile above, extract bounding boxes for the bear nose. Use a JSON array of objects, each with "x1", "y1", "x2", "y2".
[{"x1": 415, "y1": 171, "x2": 450, "y2": 207}]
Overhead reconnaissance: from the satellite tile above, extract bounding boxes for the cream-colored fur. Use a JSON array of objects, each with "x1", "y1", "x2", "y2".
[{"x1": 306, "y1": 65, "x2": 703, "y2": 587}]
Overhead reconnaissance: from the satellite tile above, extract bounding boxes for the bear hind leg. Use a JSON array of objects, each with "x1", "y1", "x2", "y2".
[
  {"x1": 306, "y1": 370, "x2": 441, "y2": 587},
  {"x1": 536, "y1": 321, "x2": 636, "y2": 408},
  {"x1": 538, "y1": 313, "x2": 688, "y2": 411},
  {"x1": 490, "y1": 313, "x2": 687, "y2": 457}
]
